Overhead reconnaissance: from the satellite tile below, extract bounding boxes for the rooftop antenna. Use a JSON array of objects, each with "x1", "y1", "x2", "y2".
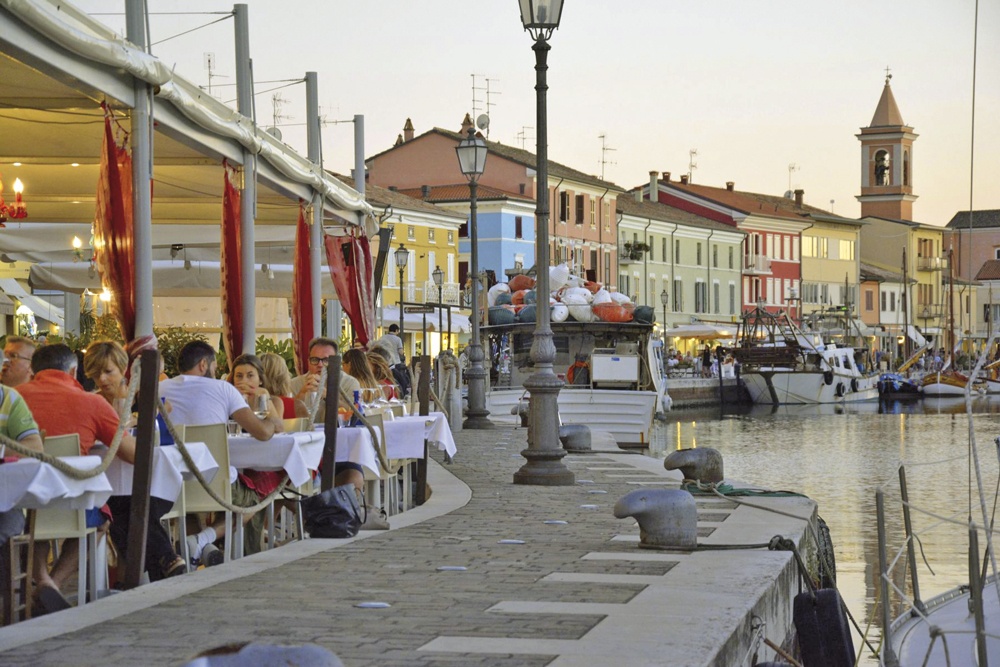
[
  {"x1": 598, "y1": 133, "x2": 617, "y2": 180},
  {"x1": 484, "y1": 78, "x2": 501, "y2": 139},
  {"x1": 267, "y1": 93, "x2": 292, "y2": 140},
  {"x1": 829, "y1": 199, "x2": 835, "y2": 213},
  {"x1": 515, "y1": 126, "x2": 534, "y2": 150},
  {"x1": 471, "y1": 74, "x2": 486, "y2": 119},
  {"x1": 687, "y1": 149, "x2": 698, "y2": 183},
  {"x1": 788, "y1": 163, "x2": 800, "y2": 192},
  {"x1": 203, "y1": 52, "x2": 228, "y2": 98}
]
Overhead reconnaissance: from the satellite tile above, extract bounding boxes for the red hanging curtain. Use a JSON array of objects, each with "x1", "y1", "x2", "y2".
[
  {"x1": 324, "y1": 231, "x2": 375, "y2": 346},
  {"x1": 94, "y1": 105, "x2": 143, "y2": 352},
  {"x1": 220, "y1": 162, "x2": 243, "y2": 366},
  {"x1": 291, "y1": 204, "x2": 313, "y2": 375}
]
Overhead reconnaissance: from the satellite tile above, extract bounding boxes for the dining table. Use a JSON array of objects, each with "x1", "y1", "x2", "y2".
[
  {"x1": 96, "y1": 442, "x2": 219, "y2": 503},
  {"x1": 0, "y1": 455, "x2": 113, "y2": 512},
  {"x1": 226, "y1": 430, "x2": 327, "y2": 487}
]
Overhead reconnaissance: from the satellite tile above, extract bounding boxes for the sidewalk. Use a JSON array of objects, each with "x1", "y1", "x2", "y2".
[{"x1": 0, "y1": 423, "x2": 815, "y2": 667}]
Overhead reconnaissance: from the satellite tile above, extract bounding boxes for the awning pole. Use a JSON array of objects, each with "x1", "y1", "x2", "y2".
[
  {"x1": 234, "y1": 4, "x2": 256, "y2": 354},
  {"x1": 306, "y1": 72, "x2": 323, "y2": 339},
  {"x1": 126, "y1": 0, "x2": 153, "y2": 341}
]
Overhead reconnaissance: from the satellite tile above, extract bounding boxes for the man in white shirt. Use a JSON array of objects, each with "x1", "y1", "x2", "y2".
[
  {"x1": 160, "y1": 341, "x2": 283, "y2": 560},
  {"x1": 372, "y1": 324, "x2": 403, "y2": 365}
]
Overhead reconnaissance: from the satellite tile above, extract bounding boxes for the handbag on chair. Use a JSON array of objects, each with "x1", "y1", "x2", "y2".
[{"x1": 299, "y1": 485, "x2": 366, "y2": 539}]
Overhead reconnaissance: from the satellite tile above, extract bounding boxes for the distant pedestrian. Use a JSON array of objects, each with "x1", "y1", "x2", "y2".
[{"x1": 701, "y1": 346, "x2": 712, "y2": 378}]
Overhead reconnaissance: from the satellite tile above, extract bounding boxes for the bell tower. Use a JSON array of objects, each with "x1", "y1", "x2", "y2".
[{"x1": 856, "y1": 72, "x2": 918, "y2": 220}]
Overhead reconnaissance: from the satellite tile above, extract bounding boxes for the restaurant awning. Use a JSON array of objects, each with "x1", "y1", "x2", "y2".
[
  {"x1": 664, "y1": 323, "x2": 735, "y2": 339},
  {"x1": 0, "y1": 277, "x2": 64, "y2": 327},
  {"x1": 379, "y1": 306, "x2": 472, "y2": 334}
]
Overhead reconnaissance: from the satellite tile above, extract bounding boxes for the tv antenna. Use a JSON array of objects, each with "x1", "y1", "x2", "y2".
[
  {"x1": 788, "y1": 163, "x2": 800, "y2": 192},
  {"x1": 515, "y1": 126, "x2": 534, "y2": 150},
  {"x1": 266, "y1": 93, "x2": 292, "y2": 140},
  {"x1": 687, "y1": 149, "x2": 698, "y2": 183},
  {"x1": 471, "y1": 74, "x2": 500, "y2": 139},
  {"x1": 203, "y1": 52, "x2": 228, "y2": 98},
  {"x1": 598, "y1": 134, "x2": 616, "y2": 180}
]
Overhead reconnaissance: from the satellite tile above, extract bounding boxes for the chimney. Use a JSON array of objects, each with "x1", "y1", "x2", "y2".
[
  {"x1": 421, "y1": 185, "x2": 431, "y2": 198},
  {"x1": 648, "y1": 171, "x2": 658, "y2": 200},
  {"x1": 725, "y1": 181, "x2": 735, "y2": 192},
  {"x1": 394, "y1": 134, "x2": 403, "y2": 147},
  {"x1": 794, "y1": 189, "x2": 804, "y2": 207},
  {"x1": 634, "y1": 189, "x2": 642, "y2": 203},
  {"x1": 403, "y1": 118, "x2": 414, "y2": 142},
  {"x1": 679, "y1": 174, "x2": 689, "y2": 185},
  {"x1": 461, "y1": 112, "x2": 473, "y2": 134},
  {"x1": 663, "y1": 171, "x2": 671, "y2": 182}
]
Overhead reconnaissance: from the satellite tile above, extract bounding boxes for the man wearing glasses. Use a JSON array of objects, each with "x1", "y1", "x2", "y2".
[
  {"x1": 2, "y1": 336, "x2": 37, "y2": 388},
  {"x1": 290, "y1": 337, "x2": 361, "y2": 424}
]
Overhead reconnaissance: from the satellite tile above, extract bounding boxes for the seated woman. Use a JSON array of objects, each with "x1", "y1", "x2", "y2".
[
  {"x1": 366, "y1": 350, "x2": 399, "y2": 401},
  {"x1": 342, "y1": 349, "x2": 382, "y2": 407},
  {"x1": 259, "y1": 352, "x2": 296, "y2": 418},
  {"x1": 83, "y1": 340, "x2": 186, "y2": 580},
  {"x1": 226, "y1": 354, "x2": 285, "y2": 555}
]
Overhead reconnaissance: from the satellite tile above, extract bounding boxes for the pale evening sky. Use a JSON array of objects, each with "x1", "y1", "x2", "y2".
[{"x1": 78, "y1": 0, "x2": 999, "y2": 227}]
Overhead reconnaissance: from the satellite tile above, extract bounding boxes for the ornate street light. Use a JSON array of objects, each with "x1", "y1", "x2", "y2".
[
  {"x1": 456, "y1": 127, "x2": 492, "y2": 428},
  {"x1": 660, "y1": 288, "x2": 670, "y2": 363},
  {"x1": 432, "y1": 265, "x2": 444, "y2": 353},
  {"x1": 395, "y1": 244, "x2": 409, "y2": 351},
  {"x1": 514, "y1": 0, "x2": 573, "y2": 486}
]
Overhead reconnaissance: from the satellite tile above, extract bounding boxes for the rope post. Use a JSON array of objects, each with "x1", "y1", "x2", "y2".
[
  {"x1": 320, "y1": 355, "x2": 342, "y2": 492},
  {"x1": 122, "y1": 349, "x2": 159, "y2": 590},
  {"x1": 415, "y1": 355, "x2": 431, "y2": 505}
]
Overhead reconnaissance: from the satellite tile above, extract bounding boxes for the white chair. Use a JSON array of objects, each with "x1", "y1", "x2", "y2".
[
  {"x1": 35, "y1": 434, "x2": 100, "y2": 606},
  {"x1": 158, "y1": 425, "x2": 189, "y2": 565},
  {"x1": 182, "y1": 424, "x2": 238, "y2": 562}
]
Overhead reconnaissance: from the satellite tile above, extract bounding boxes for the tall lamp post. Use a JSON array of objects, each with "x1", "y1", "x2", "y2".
[
  {"x1": 395, "y1": 244, "x2": 408, "y2": 354},
  {"x1": 660, "y1": 289, "x2": 670, "y2": 367},
  {"x1": 432, "y1": 265, "x2": 444, "y2": 354},
  {"x1": 514, "y1": 0, "x2": 573, "y2": 486},
  {"x1": 456, "y1": 126, "x2": 492, "y2": 428}
]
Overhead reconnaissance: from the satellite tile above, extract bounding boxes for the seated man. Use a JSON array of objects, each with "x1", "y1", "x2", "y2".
[
  {"x1": 159, "y1": 341, "x2": 283, "y2": 560},
  {"x1": 1, "y1": 335, "x2": 37, "y2": 388},
  {"x1": 17, "y1": 344, "x2": 150, "y2": 610}
]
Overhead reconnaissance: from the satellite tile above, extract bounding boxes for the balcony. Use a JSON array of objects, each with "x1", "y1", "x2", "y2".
[
  {"x1": 422, "y1": 281, "x2": 463, "y2": 307},
  {"x1": 618, "y1": 242, "x2": 649, "y2": 265},
  {"x1": 916, "y1": 256, "x2": 948, "y2": 272},
  {"x1": 743, "y1": 255, "x2": 772, "y2": 275}
]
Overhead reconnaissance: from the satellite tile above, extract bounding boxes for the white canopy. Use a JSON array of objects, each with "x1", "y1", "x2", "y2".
[
  {"x1": 379, "y1": 306, "x2": 471, "y2": 334},
  {"x1": 664, "y1": 323, "x2": 735, "y2": 340}
]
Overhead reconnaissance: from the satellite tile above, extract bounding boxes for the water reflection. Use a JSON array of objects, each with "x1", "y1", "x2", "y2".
[{"x1": 649, "y1": 403, "x2": 1000, "y2": 665}]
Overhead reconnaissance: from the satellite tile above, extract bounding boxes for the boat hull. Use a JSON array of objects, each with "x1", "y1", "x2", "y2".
[
  {"x1": 484, "y1": 387, "x2": 657, "y2": 446},
  {"x1": 741, "y1": 370, "x2": 879, "y2": 405}
]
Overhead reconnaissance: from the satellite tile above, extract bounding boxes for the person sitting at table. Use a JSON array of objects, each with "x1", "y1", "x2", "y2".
[
  {"x1": 259, "y1": 352, "x2": 296, "y2": 419},
  {"x1": 343, "y1": 349, "x2": 382, "y2": 407},
  {"x1": 82, "y1": 340, "x2": 187, "y2": 583},
  {"x1": 160, "y1": 341, "x2": 283, "y2": 563},
  {"x1": 366, "y1": 351, "x2": 399, "y2": 401},
  {"x1": 18, "y1": 343, "x2": 146, "y2": 610},
  {"x1": 0, "y1": 348, "x2": 44, "y2": 607},
  {"x1": 290, "y1": 337, "x2": 361, "y2": 424},
  {"x1": 2, "y1": 335, "x2": 37, "y2": 388}
]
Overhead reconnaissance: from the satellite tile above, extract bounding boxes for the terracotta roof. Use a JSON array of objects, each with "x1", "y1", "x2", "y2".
[
  {"x1": 395, "y1": 184, "x2": 533, "y2": 205},
  {"x1": 368, "y1": 126, "x2": 625, "y2": 192},
  {"x1": 616, "y1": 195, "x2": 744, "y2": 235},
  {"x1": 945, "y1": 209, "x2": 1000, "y2": 229},
  {"x1": 860, "y1": 261, "x2": 913, "y2": 284},
  {"x1": 663, "y1": 181, "x2": 859, "y2": 224},
  {"x1": 975, "y1": 260, "x2": 1000, "y2": 281},
  {"x1": 331, "y1": 173, "x2": 465, "y2": 220},
  {"x1": 869, "y1": 82, "x2": 904, "y2": 127}
]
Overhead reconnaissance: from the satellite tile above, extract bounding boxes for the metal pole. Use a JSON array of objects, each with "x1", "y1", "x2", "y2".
[
  {"x1": 320, "y1": 355, "x2": 341, "y2": 492},
  {"x1": 125, "y1": 0, "x2": 153, "y2": 342},
  {"x1": 898, "y1": 466, "x2": 925, "y2": 614},
  {"x1": 234, "y1": 4, "x2": 256, "y2": 354},
  {"x1": 121, "y1": 349, "x2": 159, "y2": 589},
  {"x1": 399, "y1": 265, "x2": 405, "y2": 356},
  {"x1": 515, "y1": 35, "x2": 573, "y2": 485},
  {"x1": 306, "y1": 72, "x2": 323, "y2": 340},
  {"x1": 438, "y1": 285, "x2": 443, "y2": 355},
  {"x1": 465, "y1": 178, "x2": 491, "y2": 428},
  {"x1": 876, "y1": 488, "x2": 900, "y2": 667},
  {"x1": 970, "y1": 522, "x2": 989, "y2": 666}
]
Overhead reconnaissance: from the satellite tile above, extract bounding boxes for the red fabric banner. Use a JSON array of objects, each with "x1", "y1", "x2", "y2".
[
  {"x1": 220, "y1": 162, "x2": 243, "y2": 367},
  {"x1": 291, "y1": 204, "x2": 313, "y2": 376},
  {"x1": 94, "y1": 107, "x2": 139, "y2": 349},
  {"x1": 324, "y1": 232, "x2": 375, "y2": 346}
]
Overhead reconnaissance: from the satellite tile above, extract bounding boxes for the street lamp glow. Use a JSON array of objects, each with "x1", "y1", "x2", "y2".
[
  {"x1": 395, "y1": 244, "x2": 408, "y2": 356},
  {"x1": 456, "y1": 127, "x2": 492, "y2": 428},
  {"x1": 518, "y1": 0, "x2": 564, "y2": 40}
]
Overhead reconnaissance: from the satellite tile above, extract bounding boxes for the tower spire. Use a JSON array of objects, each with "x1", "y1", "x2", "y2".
[{"x1": 856, "y1": 73, "x2": 918, "y2": 220}]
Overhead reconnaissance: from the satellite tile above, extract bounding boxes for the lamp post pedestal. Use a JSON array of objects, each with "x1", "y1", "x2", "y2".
[{"x1": 514, "y1": 35, "x2": 573, "y2": 486}]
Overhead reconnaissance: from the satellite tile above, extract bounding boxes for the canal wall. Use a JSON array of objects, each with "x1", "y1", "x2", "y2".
[{"x1": 665, "y1": 377, "x2": 746, "y2": 409}]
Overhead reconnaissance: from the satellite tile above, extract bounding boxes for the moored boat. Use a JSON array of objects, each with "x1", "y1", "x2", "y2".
[{"x1": 877, "y1": 372, "x2": 921, "y2": 399}]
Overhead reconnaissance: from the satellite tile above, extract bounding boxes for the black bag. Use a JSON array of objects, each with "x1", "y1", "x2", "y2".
[{"x1": 300, "y1": 484, "x2": 366, "y2": 539}]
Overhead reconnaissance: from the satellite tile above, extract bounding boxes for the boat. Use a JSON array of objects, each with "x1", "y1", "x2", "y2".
[
  {"x1": 732, "y1": 306, "x2": 879, "y2": 404},
  {"x1": 481, "y1": 320, "x2": 663, "y2": 447},
  {"x1": 877, "y1": 372, "x2": 921, "y2": 399}
]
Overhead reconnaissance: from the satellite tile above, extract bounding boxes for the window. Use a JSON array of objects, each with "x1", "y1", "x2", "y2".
[
  {"x1": 575, "y1": 194, "x2": 585, "y2": 225},
  {"x1": 648, "y1": 237, "x2": 655, "y2": 261},
  {"x1": 448, "y1": 230, "x2": 455, "y2": 245},
  {"x1": 590, "y1": 199, "x2": 596, "y2": 228},
  {"x1": 619, "y1": 273, "x2": 630, "y2": 296},
  {"x1": 515, "y1": 216, "x2": 523, "y2": 239},
  {"x1": 890, "y1": 292, "x2": 896, "y2": 312},
  {"x1": 559, "y1": 191, "x2": 569, "y2": 223},
  {"x1": 713, "y1": 282, "x2": 720, "y2": 314},
  {"x1": 729, "y1": 283, "x2": 736, "y2": 315},
  {"x1": 783, "y1": 236, "x2": 790, "y2": 260},
  {"x1": 865, "y1": 289, "x2": 874, "y2": 311},
  {"x1": 673, "y1": 278, "x2": 683, "y2": 311},
  {"x1": 994, "y1": 247, "x2": 1000, "y2": 260},
  {"x1": 603, "y1": 202, "x2": 610, "y2": 231},
  {"x1": 407, "y1": 225, "x2": 416, "y2": 241},
  {"x1": 694, "y1": 282, "x2": 708, "y2": 313},
  {"x1": 603, "y1": 251, "x2": 611, "y2": 285},
  {"x1": 696, "y1": 243, "x2": 702, "y2": 266},
  {"x1": 459, "y1": 222, "x2": 468, "y2": 238},
  {"x1": 839, "y1": 240, "x2": 855, "y2": 261},
  {"x1": 662, "y1": 238, "x2": 667, "y2": 263},
  {"x1": 675, "y1": 240, "x2": 681, "y2": 264},
  {"x1": 792, "y1": 236, "x2": 799, "y2": 261},
  {"x1": 728, "y1": 247, "x2": 734, "y2": 269},
  {"x1": 712, "y1": 245, "x2": 718, "y2": 268},
  {"x1": 881, "y1": 291, "x2": 886, "y2": 311},
  {"x1": 428, "y1": 228, "x2": 436, "y2": 243}
]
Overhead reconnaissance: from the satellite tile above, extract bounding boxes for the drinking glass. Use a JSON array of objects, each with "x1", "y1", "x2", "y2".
[
  {"x1": 226, "y1": 420, "x2": 241, "y2": 437},
  {"x1": 304, "y1": 390, "x2": 319, "y2": 415},
  {"x1": 254, "y1": 395, "x2": 270, "y2": 419}
]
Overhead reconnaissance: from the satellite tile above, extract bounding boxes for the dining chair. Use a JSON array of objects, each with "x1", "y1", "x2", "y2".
[
  {"x1": 1, "y1": 509, "x2": 35, "y2": 625},
  {"x1": 181, "y1": 424, "x2": 237, "y2": 562},
  {"x1": 35, "y1": 433, "x2": 100, "y2": 606},
  {"x1": 158, "y1": 425, "x2": 188, "y2": 565}
]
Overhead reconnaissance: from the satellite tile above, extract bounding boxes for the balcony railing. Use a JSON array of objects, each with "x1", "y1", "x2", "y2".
[
  {"x1": 422, "y1": 281, "x2": 462, "y2": 307},
  {"x1": 743, "y1": 255, "x2": 772, "y2": 275},
  {"x1": 916, "y1": 256, "x2": 948, "y2": 271}
]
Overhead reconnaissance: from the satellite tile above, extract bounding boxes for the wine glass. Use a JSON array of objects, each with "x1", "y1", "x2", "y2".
[
  {"x1": 254, "y1": 394, "x2": 270, "y2": 419},
  {"x1": 304, "y1": 390, "x2": 319, "y2": 415}
]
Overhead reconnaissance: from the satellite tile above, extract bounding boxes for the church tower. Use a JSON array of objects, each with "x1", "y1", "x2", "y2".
[{"x1": 856, "y1": 74, "x2": 918, "y2": 220}]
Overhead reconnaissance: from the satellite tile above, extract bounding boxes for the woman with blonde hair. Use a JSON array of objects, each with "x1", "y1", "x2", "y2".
[
  {"x1": 366, "y1": 350, "x2": 399, "y2": 400},
  {"x1": 259, "y1": 352, "x2": 296, "y2": 418},
  {"x1": 342, "y1": 348, "x2": 380, "y2": 404}
]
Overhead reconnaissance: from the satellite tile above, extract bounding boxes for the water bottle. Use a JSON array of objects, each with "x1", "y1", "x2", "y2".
[{"x1": 350, "y1": 390, "x2": 364, "y2": 427}]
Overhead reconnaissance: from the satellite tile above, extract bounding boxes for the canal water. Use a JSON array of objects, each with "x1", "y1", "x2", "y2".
[{"x1": 648, "y1": 397, "x2": 1000, "y2": 664}]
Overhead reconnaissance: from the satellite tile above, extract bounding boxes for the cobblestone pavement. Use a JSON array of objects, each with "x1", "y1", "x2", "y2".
[{"x1": 0, "y1": 423, "x2": 813, "y2": 667}]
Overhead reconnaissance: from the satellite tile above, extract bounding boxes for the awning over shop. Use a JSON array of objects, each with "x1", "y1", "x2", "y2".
[
  {"x1": 379, "y1": 306, "x2": 471, "y2": 334},
  {"x1": 0, "y1": 278, "x2": 64, "y2": 327},
  {"x1": 664, "y1": 323, "x2": 735, "y2": 339}
]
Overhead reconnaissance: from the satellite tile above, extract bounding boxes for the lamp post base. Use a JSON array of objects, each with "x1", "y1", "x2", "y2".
[
  {"x1": 514, "y1": 370, "x2": 574, "y2": 486},
  {"x1": 463, "y1": 346, "x2": 493, "y2": 429}
]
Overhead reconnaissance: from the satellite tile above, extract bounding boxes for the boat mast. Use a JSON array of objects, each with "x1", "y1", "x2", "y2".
[{"x1": 902, "y1": 248, "x2": 911, "y2": 362}]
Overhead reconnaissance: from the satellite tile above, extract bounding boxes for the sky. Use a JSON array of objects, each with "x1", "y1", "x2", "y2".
[{"x1": 77, "y1": 0, "x2": 1000, "y2": 227}]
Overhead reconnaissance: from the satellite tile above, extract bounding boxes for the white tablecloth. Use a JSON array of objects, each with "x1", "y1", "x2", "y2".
[
  {"x1": 99, "y1": 442, "x2": 219, "y2": 502},
  {"x1": 391, "y1": 411, "x2": 458, "y2": 458},
  {"x1": 312, "y1": 427, "x2": 381, "y2": 478},
  {"x1": 227, "y1": 431, "x2": 324, "y2": 487},
  {"x1": 0, "y1": 456, "x2": 113, "y2": 511}
]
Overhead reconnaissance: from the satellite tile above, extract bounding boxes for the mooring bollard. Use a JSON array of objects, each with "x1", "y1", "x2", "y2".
[
  {"x1": 614, "y1": 489, "x2": 698, "y2": 549},
  {"x1": 664, "y1": 447, "x2": 724, "y2": 484}
]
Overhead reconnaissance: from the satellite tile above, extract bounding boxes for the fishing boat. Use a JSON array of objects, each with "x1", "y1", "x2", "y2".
[
  {"x1": 481, "y1": 320, "x2": 663, "y2": 447},
  {"x1": 732, "y1": 306, "x2": 879, "y2": 404},
  {"x1": 877, "y1": 373, "x2": 921, "y2": 399}
]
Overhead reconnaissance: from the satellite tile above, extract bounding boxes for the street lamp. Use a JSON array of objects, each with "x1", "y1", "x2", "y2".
[
  {"x1": 432, "y1": 265, "x2": 444, "y2": 354},
  {"x1": 395, "y1": 244, "x2": 408, "y2": 353},
  {"x1": 456, "y1": 126, "x2": 492, "y2": 428},
  {"x1": 514, "y1": 0, "x2": 573, "y2": 486}
]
